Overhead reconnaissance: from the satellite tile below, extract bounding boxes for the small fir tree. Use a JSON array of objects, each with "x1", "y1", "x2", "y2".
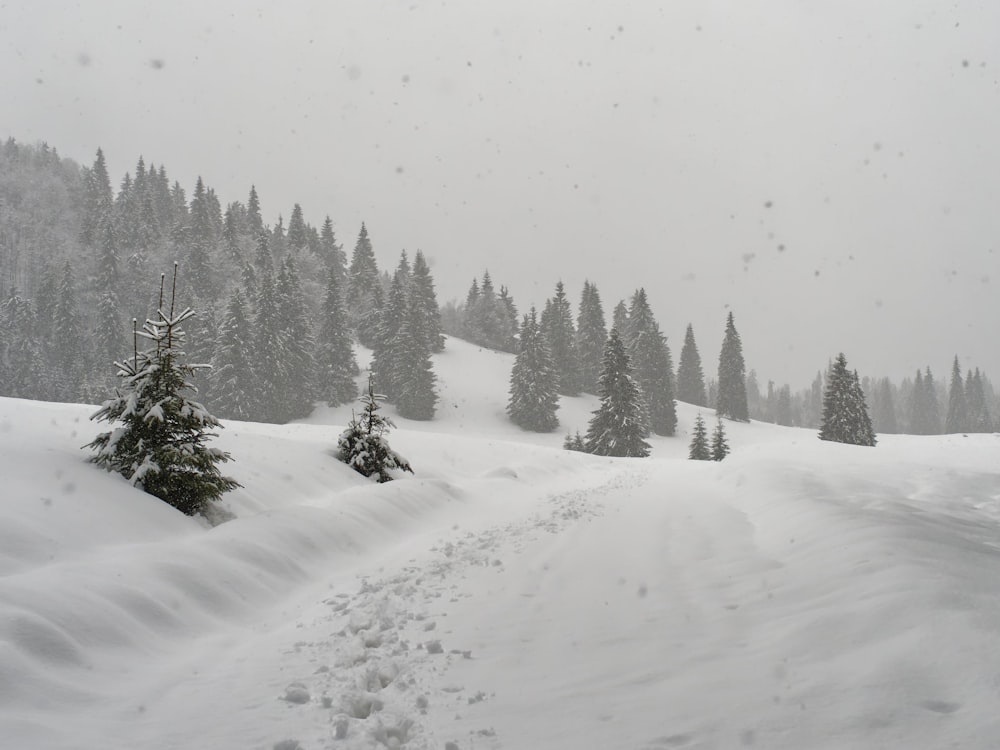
[
  {"x1": 818, "y1": 353, "x2": 876, "y2": 446},
  {"x1": 507, "y1": 308, "x2": 560, "y2": 432},
  {"x1": 337, "y1": 376, "x2": 413, "y2": 483},
  {"x1": 710, "y1": 418, "x2": 730, "y2": 461},
  {"x1": 584, "y1": 329, "x2": 650, "y2": 457},
  {"x1": 563, "y1": 431, "x2": 587, "y2": 452},
  {"x1": 86, "y1": 266, "x2": 240, "y2": 516},
  {"x1": 688, "y1": 414, "x2": 711, "y2": 460}
]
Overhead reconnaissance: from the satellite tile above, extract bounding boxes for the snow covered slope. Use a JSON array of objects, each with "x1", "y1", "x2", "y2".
[{"x1": 2, "y1": 338, "x2": 999, "y2": 749}]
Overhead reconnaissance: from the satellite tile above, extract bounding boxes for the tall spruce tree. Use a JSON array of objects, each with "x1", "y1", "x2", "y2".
[
  {"x1": 287, "y1": 203, "x2": 308, "y2": 251},
  {"x1": 584, "y1": 329, "x2": 650, "y2": 457},
  {"x1": 395, "y1": 287, "x2": 438, "y2": 421},
  {"x1": 346, "y1": 223, "x2": 382, "y2": 347},
  {"x1": 716, "y1": 311, "x2": 749, "y2": 422},
  {"x1": 370, "y1": 270, "x2": 409, "y2": 400},
  {"x1": 966, "y1": 369, "x2": 992, "y2": 432},
  {"x1": 611, "y1": 301, "x2": 629, "y2": 342},
  {"x1": 818, "y1": 353, "x2": 876, "y2": 446},
  {"x1": 86, "y1": 267, "x2": 240, "y2": 516},
  {"x1": 411, "y1": 250, "x2": 445, "y2": 352},
  {"x1": 52, "y1": 261, "x2": 85, "y2": 402},
  {"x1": 872, "y1": 377, "x2": 898, "y2": 434},
  {"x1": 676, "y1": 323, "x2": 707, "y2": 406},
  {"x1": 251, "y1": 271, "x2": 283, "y2": 422},
  {"x1": 274, "y1": 258, "x2": 316, "y2": 421},
  {"x1": 0, "y1": 293, "x2": 44, "y2": 398},
  {"x1": 507, "y1": 308, "x2": 560, "y2": 432},
  {"x1": 320, "y1": 216, "x2": 347, "y2": 280},
  {"x1": 540, "y1": 281, "x2": 581, "y2": 396},
  {"x1": 945, "y1": 356, "x2": 970, "y2": 433},
  {"x1": 316, "y1": 266, "x2": 358, "y2": 406},
  {"x1": 910, "y1": 367, "x2": 942, "y2": 434},
  {"x1": 626, "y1": 289, "x2": 676, "y2": 436},
  {"x1": 575, "y1": 281, "x2": 607, "y2": 395},
  {"x1": 211, "y1": 287, "x2": 256, "y2": 421}
]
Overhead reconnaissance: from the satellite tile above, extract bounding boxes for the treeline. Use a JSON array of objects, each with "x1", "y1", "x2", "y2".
[
  {"x1": 739, "y1": 360, "x2": 997, "y2": 435},
  {"x1": 0, "y1": 140, "x2": 442, "y2": 422}
]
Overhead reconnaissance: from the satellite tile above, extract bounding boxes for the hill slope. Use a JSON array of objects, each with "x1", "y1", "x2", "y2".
[{"x1": 1, "y1": 338, "x2": 999, "y2": 749}]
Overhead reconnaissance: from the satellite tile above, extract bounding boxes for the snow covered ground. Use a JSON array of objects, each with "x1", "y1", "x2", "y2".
[{"x1": 2, "y1": 336, "x2": 1000, "y2": 750}]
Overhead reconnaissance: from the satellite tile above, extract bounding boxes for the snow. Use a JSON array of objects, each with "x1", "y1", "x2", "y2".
[{"x1": 2, "y1": 337, "x2": 1000, "y2": 749}]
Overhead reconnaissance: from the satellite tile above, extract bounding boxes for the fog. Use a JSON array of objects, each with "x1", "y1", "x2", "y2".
[{"x1": 3, "y1": 0, "x2": 998, "y2": 387}]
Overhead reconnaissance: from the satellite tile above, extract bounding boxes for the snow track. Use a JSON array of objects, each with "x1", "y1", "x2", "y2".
[{"x1": 3, "y1": 388, "x2": 1000, "y2": 750}]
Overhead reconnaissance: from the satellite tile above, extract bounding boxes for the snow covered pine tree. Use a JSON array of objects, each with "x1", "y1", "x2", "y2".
[
  {"x1": 86, "y1": 266, "x2": 240, "y2": 517},
  {"x1": 337, "y1": 376, "x2": 414, "y2": 483},
  {"x1": 584, "y1": 328, "x2": 650, "y2": 457},
  {"x1": 818, "y1": 352, "x2": 877, "y2": 446}
]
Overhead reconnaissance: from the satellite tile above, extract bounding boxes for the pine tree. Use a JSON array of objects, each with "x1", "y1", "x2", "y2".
[
  {"x1": 626, "y1": 289, "x2": 676, "y2": 436},
  {"x1": 52, "y1": 261, "x2": 86, "y2": 401},
  {"x1": 86, "y1": 267, "x2": 240, "y2": 516},
  {"x1": 676, "y1": 323, "x2": 707, "y2": 406},
  {"x1": 287, "y1": 203, "x2": 308, "y2": 251},
  {"x1": 247, "y1": 185, "x2": 263, "y2": 236},
  {"x1": 337, "y1": 376, "x2": 413, "y2": 483},
  {"x1": 316, "y1": 266, "x2": 358, "y2": 406},
  {"x1": 211, "y1": 288, "x2": 256, "y2": 421},
  {"x1": 411, "y1": 250, "x2": 445, "y2": 352},
  {"x1": 611, "y1": 301, "x2": 629, "y2": 342},
  {"x1": 540, "y1": 281, "x2": 581, "y2": 396},
  {"x1": 910, "y1": 367, "x2": 942, "y2": 434},
  {"x1": 0, "y1": 293, "x2": 45, "y2": 398},
  {"x1": 710, "y1": 418, "x2": 730, "y2": 461},
  {"x1": 563, "y1": 432, "x2": 586, "y2": 452},
  {"x1": 320, "y1": 216, "x2": 347, "y2": 281},
  {"x1": 253, "y1": 230, "x2": 274, "y2": 275},
  {"x1": 945, "y1": 356, "x2": 970, "y2": 433},
  {"x1": 346, "y1": 223, "x2": 382, "y2": 346},
  {"x1": 251, "y1": 271, "x2": 283, "y2": 422},
  {"x1": 688, "y1": 414, "x2": 711, "y2": 460},
  {"x1": 81, "y1": 148, "x2": 114, "y2": 249},
  {"x1": 575, "y1": 281, "x2": 607, "y2": 395},
  {"x1": 818, "y1": 353, "x2": 876, "y2": 446},
  {"x1": 872, "y1": 377, "x2": 898, "y2": 434},
  {"x1": 966, "y1": 369, "x2": 992, "y2": 432},
  {"x1": 370, "y1": 270, "x2": 408, "y2": 400},
  {"x1": 584, "y1": 329, "x2": 650, "y2": 457},
  {"x1": 716, "y1": 312, "x2": 749, "y2": 422},
  {"x1": 274, "y1": 258, "x2": 316, "y2": 421},
  {"x1": 507, "y1": 308, "x2": 560, "y2": 432},
  {"x1": 395, "y1": 287, "x2": 438, "y2": 421}
]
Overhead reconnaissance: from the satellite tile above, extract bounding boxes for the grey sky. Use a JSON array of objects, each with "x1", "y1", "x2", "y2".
[{"x1": 3, "y1": 0, "x2": 998, "y2": 388}]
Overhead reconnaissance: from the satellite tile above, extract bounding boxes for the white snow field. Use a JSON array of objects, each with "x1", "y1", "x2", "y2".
[{"x1": 2, "y1": 336, "x2": 1000, "y2": 750}]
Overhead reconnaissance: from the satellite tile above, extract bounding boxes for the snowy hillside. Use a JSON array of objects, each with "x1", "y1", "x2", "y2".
[{"x1": 2, "y1": 337, "x2": 1000, "y2": 750}]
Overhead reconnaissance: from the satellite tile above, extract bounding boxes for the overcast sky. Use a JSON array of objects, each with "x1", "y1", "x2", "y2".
[{"x1": 3, "y1": 0, "x2": 999, "y2": 388}]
